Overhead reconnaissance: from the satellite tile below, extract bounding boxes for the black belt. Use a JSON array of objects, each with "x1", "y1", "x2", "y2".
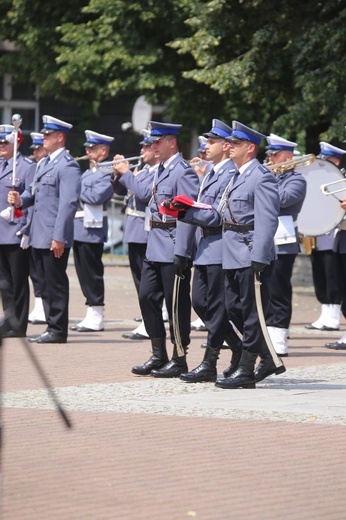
[
  {"x1": 150, "y1": 219, "x2": 177, "y2": 229},
  {"x1": 200, "y1": 226, "x2": 222, "y2": 238},
  {"x1": 223, "y1": 221, "x2": 254, "y2": 232}
]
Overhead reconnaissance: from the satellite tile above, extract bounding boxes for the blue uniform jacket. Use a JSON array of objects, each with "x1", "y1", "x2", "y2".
[
  {"x1": 120, "y1": 154, "x2": 200, "y2": 262},
  {"x1": 275, "y1": 169, "x2": 307, "y2": 255},
  {"x1": 74, "y1": 164, "x2": 113, "y2": 243},
  {"x1": 181, "y1": 159, "x2": 236, "y2": 265},
  {"x1": 112, "y1": 164, "x2": 158, "y2": 244},
  {"x1": 20, "y1": 150, "x2": 81, "y2": 248},
  {"x1": 0, "y1": 153, "x2": 35, "y2": 244},
  {"x1": 221, "y1": 159, "x2": 280, "y2": 269}
]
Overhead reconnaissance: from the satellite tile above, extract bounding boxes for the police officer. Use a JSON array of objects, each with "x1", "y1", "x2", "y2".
[
  {"x1": 113, "y1": 121, "x2": 200, "y2": 378},
  {"x1": 27, "y1": 132, "x2": 47, "y2": 325},
  {"x1": 112, "y1": 129, "x2": 160, "y2": 340},
  {"x1": 70, "y1": 130, "x2": 114, "y2": 332},
  {"x1": 0, "y1": 124, "x2": 35, "y2": 337},
  {"x1": 8, "y1": 115, "x2": 81, "y2": 343},
  {"x1": 264, "y1": 134, "x2": 307, "y2": 358},
  {"x1": 305, "y1": 142, "x2": 346, "y2": 332},
  {"x1": 215, "y1": 121, "x2": 284, "y2": 389},
  {"x1": 177, "y1": 119, "x2": 243, "y2": 383}
]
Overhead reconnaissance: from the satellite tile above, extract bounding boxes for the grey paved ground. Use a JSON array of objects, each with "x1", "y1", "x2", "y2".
[{"x1": 2, "y1": 263, "x2": 346, "y2": 519}]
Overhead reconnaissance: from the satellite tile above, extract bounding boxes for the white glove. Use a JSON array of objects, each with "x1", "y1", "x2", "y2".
[
  {"x1": 20, "y1": 235, "x2": 29, "y2": 249},
  {"x1": 16, "y1": 231, "x2": 29, "y2": 249},
  {"x1": 0, "y1": 207, "x2": 13, "y2": 221}
]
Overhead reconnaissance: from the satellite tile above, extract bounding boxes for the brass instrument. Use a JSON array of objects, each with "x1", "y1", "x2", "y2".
[
  {"x1": 267, "y1": 154, "x2": 316, "y2": 174},
  {"x1": 320, "y1": 178, "x2": 346, "y2": 197},
  {"x1": 90, "y1": 155, "x2": 144, "y2": 173},
  {"x1": 74, "y1": 155, "x2": 89, "y2": 162}
]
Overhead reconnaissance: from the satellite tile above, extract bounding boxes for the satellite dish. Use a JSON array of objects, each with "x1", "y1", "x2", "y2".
[{"x1": 131, "y1": 96, "x2": 152, "y2": 133}]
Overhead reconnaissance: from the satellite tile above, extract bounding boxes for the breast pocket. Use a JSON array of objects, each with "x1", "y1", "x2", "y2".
[
  {"x1": 231, "y1": 192, "x2": 251, "y2": 214},
  {"x1": 41, "y1": 176, "x2": 57, "y2": 196},
  {"x1": 157, "y1": 185, "x2": 173, "y2": 202}
]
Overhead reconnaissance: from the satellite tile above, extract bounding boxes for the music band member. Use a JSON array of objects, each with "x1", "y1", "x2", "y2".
[
  {"x1": 113, "y1": 121, "x2": 200, "y2": 378},
  {"x1": 177, "y1": 119, "x2": 242, "y2": 383},
  {"x1": 215, "y1": 121, "x2": 285, "y2": 389},
  {"x1": 8, "y1": 115, "x2": 81, "y2": 343},
  {"x1": 0, "y1": 124, "x2": 35, "y2": 337},
  {"x1": 70, "y1": 130, "x2": 114, "y2": 332},
  {"x1": 264, "y1": 134, "x2": 307, "y2": 358},
  {"x1": 306, "y1": 142, "x2": 346, "y2": 332}
]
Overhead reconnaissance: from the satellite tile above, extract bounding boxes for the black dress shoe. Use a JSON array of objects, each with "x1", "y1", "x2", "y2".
[
  {"x1": 122, "y1": 332, "x2": 148, "y2": 340},
  {"x1": 133, "y1": 317, "x2": 142, "y2": 322},
  {"x1": 201, "y1": 342, "x2": 228, "y2": 350},
  {"x1": 151, "y1": 359, "x2": 188, "y2": 378},
  {"x1": 70, "y1": 325, "x2": 103, "y2": 332},
  {"x1": 305, "y1": 324, "x2": 339, "y2": 331},
  {"x1": 29, "y1": 332, "x2": 66, "y2": 344},
  {"x1": 325, "y1": 342, "x2": 346, "y2": 350},
  {"x1": 191, "y1": 325, "x2": 207, "y2": 332},
  {"x1": 28, "y1": 319, "x2": 47, "y2": 325}
]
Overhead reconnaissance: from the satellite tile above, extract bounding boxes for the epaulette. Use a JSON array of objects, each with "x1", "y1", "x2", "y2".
[
  {"x1": 23, "y1": 156, "x2": 34, "y2": 164},
  {"x1": 259, "y1": 164, "x2": 270, "y2": 174},
  {"x1": 64, "y1": 153, "x2": 74, "y2": 162},
  {"x1": 180, "y1": 159, "x2": 191, "y2": 169}
]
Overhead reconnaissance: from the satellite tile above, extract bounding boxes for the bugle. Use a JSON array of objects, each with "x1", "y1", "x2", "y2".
[
  {"x1": 320, "y1": 178, "x2": 346, "y2": 197},
  {"x1": 267, "y1": 154, "x2": 315, "y2": 174},
  {"x1": 74, "y1": 155, "x2": 89, "y2": 162},
  {"x1": 90, "y1": 155, "x2": 144, "y2": 173}
]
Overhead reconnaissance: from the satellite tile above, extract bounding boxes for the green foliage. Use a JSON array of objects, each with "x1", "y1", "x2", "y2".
[{"x1": 0, "y1": 0, "x2": 345, "y2": 146}]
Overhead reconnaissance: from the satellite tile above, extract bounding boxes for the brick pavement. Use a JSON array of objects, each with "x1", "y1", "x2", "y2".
[{"x1": 2, "y1": 263, "x2": 346, "y2": 519}]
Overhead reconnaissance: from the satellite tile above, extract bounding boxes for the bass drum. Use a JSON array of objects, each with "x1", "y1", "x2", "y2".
[{"x1": 297, "y1": 158, "x2": 346, "y2": 236}]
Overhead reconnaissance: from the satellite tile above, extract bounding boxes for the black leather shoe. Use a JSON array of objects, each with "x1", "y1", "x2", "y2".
[
  {"x1": 191, "y1": 325, "x2": 207, "y2": 332},
  {"x1": 201, "y1": 342, "x2": 228, "y2": 350},
  {"x1": 29, "y1": 332, "x2": 66, "y2": 344},
  {"x1": 122, "y1": 332, "x2": 148, "y2": 340},
  {"x1": 151, "y1": 359, "x2": 188, "y2": 378},
  {"x1": 215, "y1": 368, "x2": 256, "y2": 389},
  {"x1": 325, "y1": 342, "x2": 346, "y2": 350},
  {"x1": 254, "y1": 355, "x2": 286, "y2": 383},
  {"x1": 28, "y1": 319, "x2": 47, "y2": 325},
  {"x1": 70, "y1": 325, "x2": 103, "y2": 332},
  {"x1": 133, "y1": 317, "x2": 142, "y2": 322},
  {"x1": 305, "y1": 324, "x2": 339, "y2": 331}
]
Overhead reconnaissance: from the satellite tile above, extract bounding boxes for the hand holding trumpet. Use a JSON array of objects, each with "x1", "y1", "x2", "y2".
[{"x1": 112, "y1": 154, "x2": 130, "y2": 176}]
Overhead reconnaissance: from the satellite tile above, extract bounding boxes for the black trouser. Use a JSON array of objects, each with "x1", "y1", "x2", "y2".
[
  {"x1": 192, "y1": 264, "x2": 232, "y2": 349},
  {"x1": 0, "y1": 244, "x2": 30, "y2": 335},
  {"x1": 128, "y1": 242, "x2": 147, "y2": 296},
  {"x1": 29, "y1": 247, "x2": 42, "y2": 297},
  {"x1": 266, "y1": 254, "x2": 296, "y2": 329},
  {"x1": 73, "y1": 241, "x2": 105, "y2": 306},
  {"x1": 139, "y1": 259, "x2": 192, "y2": 346},
  {"x1": 224, "y1": 263, "x2": 273, "y2": 355},
  {"x1": 33, "y1": 248, "x2": 70, "y2": 338},
  {"x1": 310, "y1": 250, "x2": 342, "y2": 304}
]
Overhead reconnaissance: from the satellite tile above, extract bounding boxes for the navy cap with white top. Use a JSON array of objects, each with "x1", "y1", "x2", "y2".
[
  {"x1": 40, "y1": 115, "x2": 73, "y2": 134},
  {"x1": 147, "y1": 121, "x2": 182, "y2": 141},
  {"x1": 265, "y1": 133, "x2": 298, "y2": 155},
  {"x1": 30, "y1": 132, "x2": 44, "y2": 149},
  {"x1": 197, "y1": 135, "x2": 208, "y2": 152},
  {"x1": 203, "y1": 119, "x2": 232, "y2": 139},
  {"x1": 0, "y1": 124, "x2": 15, "y2": 143},
  {"x1": 319, "y1": 142, "x2": 346, "y2": 160},
  {"x1": 228, "y1": 121, "x2": 266, "y2": 145},
  {"x1": 139, "y1": 129, "x2": 152, "y2": 146},
  {"x1": 83, "y1": 130, "x2": 114, "y2": 147}
]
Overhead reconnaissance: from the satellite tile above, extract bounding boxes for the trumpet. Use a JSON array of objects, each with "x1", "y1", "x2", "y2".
[
  {"x1": 74, "y1": 155, "x2": 89, "y2": 161},
  {"x1": 267, "y1": 154, "x2": 316, "y2": 174},
  {"x1": 90, "y1": 155, "x2": 144, "y2": 173}
]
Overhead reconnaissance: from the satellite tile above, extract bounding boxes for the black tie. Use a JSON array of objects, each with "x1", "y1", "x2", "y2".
[
  {"x1": 208, "y1": 168, "x2": 215, "y2": 180},
  {"x1": 157, "y1": 162, "x2": 164, "y2": 176},
  {"x1": 232, "y1": 170, "x2": 240, "y2": 185},
  {"x1": 2, "y1": 160, "x2": 8, "y2": 172}
]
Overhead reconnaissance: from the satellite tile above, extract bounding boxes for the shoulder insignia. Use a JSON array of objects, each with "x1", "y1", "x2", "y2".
[
  {"x1": 23, "y1": 156, "x2": 34, "y2": 164},
  {"x1": 259, "y1": 164, "x2": 270, "y2": 174},
  {"x1": 65, "y1": 153, "x2": 74, "y2": 162},
  {"x1": 180, "y1": 159, "x2": 190, "y2": 169}
]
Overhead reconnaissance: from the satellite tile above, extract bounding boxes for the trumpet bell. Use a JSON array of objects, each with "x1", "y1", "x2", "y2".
[{"x1": 267, "y1": 154, "x2": 315, "y2": 174}]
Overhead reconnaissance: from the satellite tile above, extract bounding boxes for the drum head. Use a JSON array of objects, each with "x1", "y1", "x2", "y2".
[{"x1": 297, "y1": 158, "x2": 346, "y2": 236}]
